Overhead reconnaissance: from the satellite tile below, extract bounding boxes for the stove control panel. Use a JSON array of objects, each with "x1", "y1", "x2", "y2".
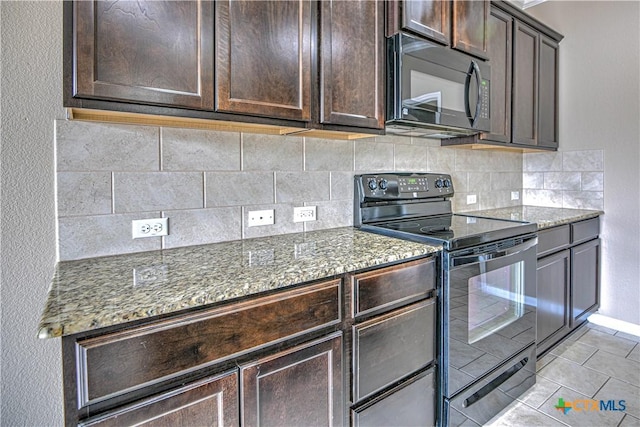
[{"x1": 356, "y1": 173, "x2": 454, "y2": 200}]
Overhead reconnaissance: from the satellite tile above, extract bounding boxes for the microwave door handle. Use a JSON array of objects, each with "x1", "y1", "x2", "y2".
[
  {"x1": 464, "y1": 64, "x2": 473, "y2": 122},
  {"x1": 471, "y1": 60, "x2": 482, "y2": 127}
]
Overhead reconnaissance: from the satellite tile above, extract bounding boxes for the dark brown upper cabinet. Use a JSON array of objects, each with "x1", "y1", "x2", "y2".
[
  {"x1": 388, "y1": 0, "x2": 451, "y2": 45},
  {"x1": 388, "y1": 1, "x2": 489, "y2": 60},
  {"x1": 512, "y1": 20, "x2": 539, "y2": 146},
  {"x1": 538, "y1": 35, "x2": 560, "y2": 149},
  {"x1": 319, "y1": 0, "x2": 385, "y2": 129},
  {"x1": 215, "y1": 0, "x2": 312, "y2": 121},
  {"x1": 72, "y1": 1, "x2": 214, "y2": 110},
  {"x1": 452, "y1": 0, "x2": 490, "y2": 60},
  {"x1": 480, "y1": 6, "x2": 512, "y2": 143}
]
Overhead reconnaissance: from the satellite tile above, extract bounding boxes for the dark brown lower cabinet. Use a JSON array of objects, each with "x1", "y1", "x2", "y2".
[
  {"x1": 79, "y1": 371, "x2": 239, "y2": 427},
  {"x1": 241, "y1": 332, "x2": 343, "y2": 427},
  {"x1": 352, "y1": 369, "x2": 436, "y2": 427},
  {"x1": 536, "y1": 217, "x2": 601, "y2": 357},
  {"x1": 571, "y1": 239, "x2": 601, "y2": 326},
  {"x1": 536, "y1": 249, "x2": 570, "y2": 355}
]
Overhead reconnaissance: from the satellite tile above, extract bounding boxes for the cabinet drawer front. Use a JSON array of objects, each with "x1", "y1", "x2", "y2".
[
  {"x1": 537, "y1": 225, "x2": 570, "y2": 257},
  {"x1": 571, "y1": 217, "x2": 600, "y2": 245},
  {"x1": 353, "y1": 299, "x2": 435, "y2": 402},
  {"x1": 76, "y1": 280, "x2": 341, "y2": 406},
  {"x1": 352, "y1": 257, "x2": 436, "y2": 317},
  {"x1": 79, "y1": 371, "x2": 239, "y2": 427},
  {"x1": 352, "y1": 369, "x2": 435, "y2": 427}
]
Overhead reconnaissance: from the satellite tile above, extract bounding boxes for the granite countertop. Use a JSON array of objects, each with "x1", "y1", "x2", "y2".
[
  {"x1": 464, "y1": 205, "x2": 603, "y2": 229},
  {"x1": 38, "y1": 227, "x2": 440, "y2": 339}
]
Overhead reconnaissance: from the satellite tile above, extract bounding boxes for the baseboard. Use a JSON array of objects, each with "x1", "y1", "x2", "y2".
[{"x1": 588, "y1": 313, "x2": 640, "y2": 337}]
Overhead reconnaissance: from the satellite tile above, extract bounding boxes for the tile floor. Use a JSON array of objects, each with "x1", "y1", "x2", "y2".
[{"x1": 486, "y1": 322, "x2": 640, "y2": 427}]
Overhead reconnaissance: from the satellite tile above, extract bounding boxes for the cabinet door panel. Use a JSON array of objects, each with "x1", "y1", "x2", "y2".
[
  {"x1": 320, "y1": 0, "x2": 384, "y2": 129},
  {"x1": 74, "y1": 1, "x2": 214, "y2": 109},
  {"x1": 216, "y1": 0, "x2": 311, "y2": 121},
  {"x1": 512, "y1": 21, "x2": 539, "y2": 146},
  {"x1": 452, "y1": 0, "x2": 489, "y2": 59},
  {"x1": 571, "y1": 239, "x2": 600, "y2": 326},
  {"x1": 80, "y1": 371, "x2": 238, "y2": 427},
  {"x1": 538, "y1": 35, "x2": 559, "y2": 149},
  {"x1": 536, "y1": 250, "x2": 570, "y2": 355},
  {"x1": 401, "y1": 0, "x2": 450, "y2": 45},
  {"x1": 481, "y1": 6, "x2": 512, "y2": 143},
  {"x1": 241, "y1": 333, "x2": 343, "y2": 427}
]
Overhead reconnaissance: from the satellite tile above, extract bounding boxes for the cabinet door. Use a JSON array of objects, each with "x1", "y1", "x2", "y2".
[
  {"x1": 241, "y1": 333, "x2": 343, "y2": 427},
  {"x1": 73, "y1": 1, "x2": 214, "y2": 110},
  {"x1": 320, "y1": 0, "x2": 385, "y2": 129},
  {"x1": 79, "y1": 371, "x2": 238, "y2": 427},
  {"x1": 395, "y1": 0, "x2": 451, "y2": 45},
  {"x1": 571, "y1": 239, "x2": 601, "y2": 327},
  {"x1": 538, "y1": 35, "x2": 560, "y2": 149},
  {"x1": 352, "y1": 369, "x2": 435, "y2": 427},
  {"x1": 452, "y1": 0, "x2": 490, "y2": 60},
  {"x1": 536, "y1": 250, "x2": 570, "y2": 356},
  {"x1": 216, "y1": 0, "x2": 312, "y2": 121},
  {"x1": 481, "y1": 6, "x2": 512, "y2": 143},
  {"x1": 512, "y1": 21, "x2": 539, "y2": 146}
]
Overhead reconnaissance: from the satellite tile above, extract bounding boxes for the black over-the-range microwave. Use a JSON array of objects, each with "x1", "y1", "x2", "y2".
[{"x1": 386, "y1": 32, "x2": 491, "y2": 139}]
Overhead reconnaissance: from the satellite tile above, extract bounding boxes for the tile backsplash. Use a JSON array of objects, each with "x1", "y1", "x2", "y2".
[
  {"x1": 56, "y1": 120, "x2": 523, "y2": 260},
  {"x1": 523, "y1": 150, "x2": 604, "y2": 210}
]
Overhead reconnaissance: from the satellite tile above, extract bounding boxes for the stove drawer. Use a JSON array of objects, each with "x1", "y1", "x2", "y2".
[
  {"x1": 352, "y1": 298, "x2": 435, "y2": 402},
  {"x1": 351, "y1": 257, "x2": 435, "y2": 318}
]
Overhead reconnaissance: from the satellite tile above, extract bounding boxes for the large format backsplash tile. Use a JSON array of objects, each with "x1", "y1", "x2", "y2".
[
  {"x1": 56, "y1": 120, "x2": 523, "y2": 260},
  {"x1": 523, "y1": 150, "x2": 604, "y2": 210}
]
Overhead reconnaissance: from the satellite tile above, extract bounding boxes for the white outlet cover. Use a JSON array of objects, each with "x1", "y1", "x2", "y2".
[
  {"x1": 293, "y1": 206, "x2": 317, "y2": 223},
  {"x1": 467, "y1": 194, "x2": 477, "y2": 204},
  {"x1": 511, "y1": 191, "x2": 520, "y2": 201},
  {"x1": 132, "y1": 218, "x2": 168, "y2": 239},
  {"x1": 247, "y1": 209, "x2": 275, "y2": 227}
]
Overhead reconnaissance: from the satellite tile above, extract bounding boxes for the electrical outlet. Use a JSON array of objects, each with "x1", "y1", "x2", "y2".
[
  {"x1": 466, "y1": 194, "x2": 477, "y2": 205},
  {"x1": 132, "y1": 218, "x2": 168, "y2": 239},
  {"x1": 247, "y1": 209, "x2": 275, "y2": 227},
  {"x1": 511, "y1": 191, "x2": 520, "y2": 201},
  {"x1": 293, "y1": 206, "x2": 317, "y2": 223}
]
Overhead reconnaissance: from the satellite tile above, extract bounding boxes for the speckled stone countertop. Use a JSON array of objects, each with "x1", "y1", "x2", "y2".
[
  {"x1": 464, "y1": 205, "x2": 603, "y2": 230},
  {"x1": 38, "y1": 227, "x2": 440, "y2": 339}
]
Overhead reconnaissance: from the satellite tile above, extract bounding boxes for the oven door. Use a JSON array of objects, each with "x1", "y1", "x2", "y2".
[{"x1": 442, "y1": 235, "x2": 537, "y2": 399}]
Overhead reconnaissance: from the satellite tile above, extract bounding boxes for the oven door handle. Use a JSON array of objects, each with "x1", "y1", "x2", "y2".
[{"x1": 451, "y1": 237, "x2": 538, "y2": 267}]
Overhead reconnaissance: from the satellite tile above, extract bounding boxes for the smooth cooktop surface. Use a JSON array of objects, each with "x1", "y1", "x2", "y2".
[{"x1": 369, "y1": 214, "x2": 537, "y2": 250}]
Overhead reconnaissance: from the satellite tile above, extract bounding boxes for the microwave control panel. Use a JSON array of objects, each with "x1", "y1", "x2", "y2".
[{"x1": 479, "y1": 80, "x2": 490, "y2": 120}]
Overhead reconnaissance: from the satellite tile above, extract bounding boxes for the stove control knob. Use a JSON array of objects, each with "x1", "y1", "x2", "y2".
[
  {"x1": 443, "y1": 179, "x2": 452, "y2": 188},
  {"x1": 378, "y1": 179, "x2": 388, "y2": 190},
  {"x1": 435, "y1": 178, "x2": 444, "y2": 188},
  {"x1": 368, "y1": 180, "x2": 378, "y2": 191}
]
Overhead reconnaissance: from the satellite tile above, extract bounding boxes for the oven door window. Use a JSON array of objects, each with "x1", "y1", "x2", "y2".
[{"x1": 467, "y1": 260, "x2": 525, "y2": 344}]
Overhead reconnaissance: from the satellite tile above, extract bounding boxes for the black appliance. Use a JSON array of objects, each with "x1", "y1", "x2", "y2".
[
  {"x1": 386, "y1": 32, "x2": 491, "y2": 139},
  {"x1": 354, "y1": 172, "x2": 537, "y2": 426}
]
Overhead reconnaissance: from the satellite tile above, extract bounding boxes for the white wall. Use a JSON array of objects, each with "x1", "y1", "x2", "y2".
[
  {"x1": 0, "y1": 1, "x2": 65, "y2": 424},
  {"x1": 528, "y1": 1, "x2": 640, "y2": 325}
]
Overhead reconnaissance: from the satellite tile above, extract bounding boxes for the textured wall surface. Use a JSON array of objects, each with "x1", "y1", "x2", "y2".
[
  {"x1": 529, "y1": 1, "x2": 640, "y2": 326},
  {"x1": 1, "y1": 1, "x2": 65, "y2": 425},
  {"x1": 523, "y1": 149, "x2": 604, "y2": 210},
  {"x1": 55, "y1": 122, "x2": 524, "y2": 260}
]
